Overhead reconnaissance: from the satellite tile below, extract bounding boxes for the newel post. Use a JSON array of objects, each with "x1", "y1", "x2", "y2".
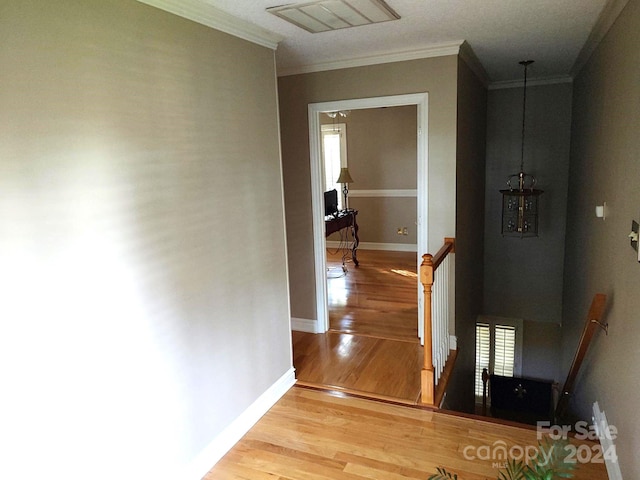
[{"x1": 420, "y1": 253, "x2": 435, "y2": 405}]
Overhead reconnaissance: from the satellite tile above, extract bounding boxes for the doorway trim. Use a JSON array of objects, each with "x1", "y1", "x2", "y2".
[{"x1": 308, "y1": 93, "x2": 429, "y2": 338}]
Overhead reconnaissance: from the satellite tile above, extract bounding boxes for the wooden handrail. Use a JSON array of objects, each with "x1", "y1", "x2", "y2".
[
  {"x1": 555, "y1": 293, "x2": 607, "y2": 419},
  {"x1": 420, "y1": 237, "x2": 455, "y2": 405},
  {"x1": 432, "y1": 237, "x2": 455, "y2": 271}
]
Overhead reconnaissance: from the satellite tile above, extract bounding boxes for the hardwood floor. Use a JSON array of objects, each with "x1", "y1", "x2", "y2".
[
  {"x1": 293, "y1": 249, "x2": 422, "y2": 402},
  {"x1": 213, "y1": 250, "x2": 606, "y2": 479},
  {"x1": 292, "y1": 330, "x2": 422, "y2": 404},
  {"x1": 208, "y1": 387, "x2": 607, "y2": 480},
  {"x1": 327, "y1": 249, "x2": 418, "y2": 342}
]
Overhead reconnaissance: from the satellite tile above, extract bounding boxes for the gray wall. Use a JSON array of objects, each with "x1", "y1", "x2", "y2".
[
  {"x1": 0, "y1": 1, "x2": 291, "y2": 478},
  {"x1": 481, "y1": 82, "x2": 573, "y2": 384},
  {"x1": 444, "y1": 57, "x2": 487, "y2": 413},
  {"x1": 522, "y1": 320, "x2": 561, "y2": 381},
  {"x1": 562, "y1": 0, "x2": 640, "y2": 476},
  {"x1": 278, "y1": 56, "x2": 458, "y2": 323},
  {"x1": 484, "y1": 83, "x2": 572, "y2": 325}
]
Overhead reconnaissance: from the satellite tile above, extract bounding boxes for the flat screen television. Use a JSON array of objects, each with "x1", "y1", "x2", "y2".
[{"x1": 324, "y1": 189, "x2": 338, "y2": 216}]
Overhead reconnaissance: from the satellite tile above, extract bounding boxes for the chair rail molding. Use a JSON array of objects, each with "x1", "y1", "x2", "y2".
[{"x1": 349, "y1": 189, "x2": 417, "y2": 198}]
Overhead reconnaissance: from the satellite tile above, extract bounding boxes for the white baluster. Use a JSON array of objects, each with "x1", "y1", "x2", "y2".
[{"x1": 432, "y1": 276, "x2": 439, "y2": 384}]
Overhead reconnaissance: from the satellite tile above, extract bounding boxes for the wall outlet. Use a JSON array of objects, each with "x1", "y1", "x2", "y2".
[
  {"x1": 397, "y1": 227, "x2": 403, "y2": 235},
  {"x1": 402, "y1": 227, "x2": 408, "y2": 235}
]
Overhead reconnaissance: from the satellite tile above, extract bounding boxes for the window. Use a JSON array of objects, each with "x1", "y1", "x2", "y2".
[
  {"x1": 475, "y1": 317, "x2": 523, "y2": 399},
  {"x1": 321, "y1": 123, "x2": 347, "y2": 210},
  {"x1": 475, "y1": 323, "x2": 491, "y2": 397}
]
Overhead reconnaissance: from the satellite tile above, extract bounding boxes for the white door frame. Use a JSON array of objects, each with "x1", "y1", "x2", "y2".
[{"x1": 308, "y1": 93, "x2": 429, "y2": 340}]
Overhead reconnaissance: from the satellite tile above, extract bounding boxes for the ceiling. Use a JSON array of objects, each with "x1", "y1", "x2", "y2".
[{"x1": 150, "y1": 0, "x2": 621, "y2": 84}]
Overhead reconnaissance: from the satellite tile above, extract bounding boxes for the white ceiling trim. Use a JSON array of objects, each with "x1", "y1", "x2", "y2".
[
  {"x1": 137, "y1": 0, "x2": 283, "y2": 50},
  {"x1": 488, "y1": 75, "x2": 573, "y2": 90},
  {"x1": 277, "y1": 40, "x2": 464, "y2": 77},
  {"x1": 571, "y1": 0, "x2": 630, "y2": 77}
]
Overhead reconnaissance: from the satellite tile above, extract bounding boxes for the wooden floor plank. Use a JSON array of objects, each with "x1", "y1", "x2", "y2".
[
  {"x1": 292, "y1": 330, "x2": 422, "y2": 402},
  {"x1": 208, "y1": 388, "x2": 607, "y2": 480},
  {"x1": 327, "y1": 250, "x2": 418, "y2": 342},
  {"x1": 293, "y1": 250, "x2": 423, "y2": 403}
]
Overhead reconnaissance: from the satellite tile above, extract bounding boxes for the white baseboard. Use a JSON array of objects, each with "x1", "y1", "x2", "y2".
[
  {"x1": 182, "y1": 367, "x2": 296, "y2": 480},
  {"x1": 449, "y1": 335, "x2": 457, "y2": 350},
  {"x1": 291, "y1": 317, "x2": 318, "y2": 333},
  {"x1": 359, "y1": 242, "x2": 418, "y2": 252},
  {"x1": 592, "y1": 402, "x2": 623, "y2": 480},
  {"x1": 326, "y1": 241, "x2": 417, "y2": 252}
]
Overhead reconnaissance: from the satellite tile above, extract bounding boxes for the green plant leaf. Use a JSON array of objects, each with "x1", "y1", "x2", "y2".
[
  {"x1": 523, "y1": 437, "x2": 576, "y2": 480},
  {"x1": 430, "y1": 436, "x2": 578, "y2": 480},
  {"x1": 498, "y1": 458, "x2": 527, "y2": 480},
  {"x1": 428, "y1": 466, "x2": 458, "y2": 480}
]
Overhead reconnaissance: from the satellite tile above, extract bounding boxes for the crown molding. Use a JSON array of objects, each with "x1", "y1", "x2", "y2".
[
  {"x1": 571, "y1": 0, "x2": 630, "y2": 77},
  {"x1": 137, "y1": 0, "x2": 283, "y2": 50},
  {"x1": 458, "y1": 41, "x2": 489, "y2": 87},
  {"x1": 488, "y1": 75, "x2": 573, "y2": 90},
  {"x1": 277, "y1": 40, "x2": 464, "y2": 77}
]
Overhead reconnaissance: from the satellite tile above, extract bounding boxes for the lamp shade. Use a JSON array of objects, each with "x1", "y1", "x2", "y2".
[{"x1": 336, "y1": 167, "x2": 354, "y2": 184}]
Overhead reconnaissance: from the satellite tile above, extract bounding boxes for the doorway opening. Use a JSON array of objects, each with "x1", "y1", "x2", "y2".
[{"x1": 307, "y1": 93, "x2": 429, "y2": 343}]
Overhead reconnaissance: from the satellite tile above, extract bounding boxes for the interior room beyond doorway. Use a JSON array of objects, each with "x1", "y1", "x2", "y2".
[{"x1": 327, "y1": 249, "x2": 418, "y2": 342}]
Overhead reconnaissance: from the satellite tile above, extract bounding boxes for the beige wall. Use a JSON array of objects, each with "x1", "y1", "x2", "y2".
[
  {"x1": 279, "y1": 56, "x2": 458, "y2": 321},
  {"x1": 0, "y1": 1, "x2": 291, "y2": 477},
  {"x1": 344, "y1": 106, "x2": 417, "y2": 190},
  {"x1": 348, "y1": 197, "x2": 417, "y2": 244},
  {"x1": 562, "y1": 0, "x2": 640, "y2": 476}
]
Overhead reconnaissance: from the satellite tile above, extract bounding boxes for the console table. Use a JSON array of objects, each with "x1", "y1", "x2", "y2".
[{"x1": 325, "y1": 210, "x2": 359, "y2": 266}]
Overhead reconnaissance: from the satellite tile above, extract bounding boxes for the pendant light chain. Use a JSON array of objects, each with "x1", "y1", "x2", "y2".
[
  {"x1": 519, "y1": 60, "x2": 533, "y2": 173},
  {"x1": 500, "y1": 60, "x2": 542, "y2": 238}
]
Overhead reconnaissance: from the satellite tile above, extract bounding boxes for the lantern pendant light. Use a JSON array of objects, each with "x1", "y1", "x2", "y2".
[{"x1": 500, "y1": 60, "x2": 543, "y2": 237}]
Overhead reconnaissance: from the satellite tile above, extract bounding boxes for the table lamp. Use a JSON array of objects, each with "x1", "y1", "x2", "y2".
[{"x1": 336, "y1": 167, "x2": 354, "y2": 210}]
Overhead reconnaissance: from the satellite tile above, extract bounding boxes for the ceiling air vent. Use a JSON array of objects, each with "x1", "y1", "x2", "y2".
[{"x1": 267, "y1": 0, "x2": 400, "y2": 33}]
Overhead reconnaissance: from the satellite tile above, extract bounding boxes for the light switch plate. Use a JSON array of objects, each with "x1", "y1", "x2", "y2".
[{"x1": 634, "y1": 221, "x2": 640, "y2": 262}]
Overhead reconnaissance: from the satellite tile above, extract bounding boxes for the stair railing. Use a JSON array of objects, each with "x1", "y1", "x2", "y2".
[
  {"x1": 420, "y1": 237, "x2": 455, "y2": 405},
  {"x1": 555, "y1": 293, "x2": 607, "y2": 419}
]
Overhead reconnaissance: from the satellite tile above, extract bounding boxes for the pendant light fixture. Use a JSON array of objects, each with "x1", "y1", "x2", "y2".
[{"x1": 500, "y1": 60, "x2": 543, "y2": 237}]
